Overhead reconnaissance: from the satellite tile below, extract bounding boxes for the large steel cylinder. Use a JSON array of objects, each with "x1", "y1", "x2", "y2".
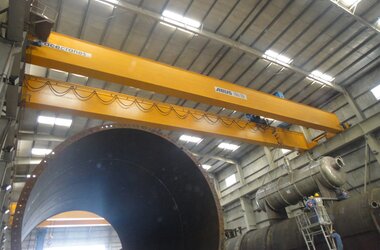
[
  {"x1": 256, "y1": 156, "x2": 346, "y2": 211},
  {"x1": 226, "y1": 187, "x2": 380, "y2": 250},
  {"x1": 11, "y1": 125, "x2": 223, "y2": 250}
]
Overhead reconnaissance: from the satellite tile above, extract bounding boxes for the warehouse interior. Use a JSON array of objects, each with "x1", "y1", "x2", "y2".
[{"x1": 0, "y1": 0, "x2": 379, "y2": 249}]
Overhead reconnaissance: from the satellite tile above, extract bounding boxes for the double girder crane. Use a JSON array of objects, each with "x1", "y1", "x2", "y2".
[{"x1": 23, "y1": 32, "x2": 344, "y2": 151}]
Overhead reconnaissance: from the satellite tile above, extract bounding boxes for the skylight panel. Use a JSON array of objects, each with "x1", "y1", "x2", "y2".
[
  {"x1": 95, "y1": 0, "x2": 118, "y2": 8},
  {"x1": 162, "y1": 10, "x2": 201, "y2": 29},
  {"x1": 31, "y1": 148, "x2": 52, "y2": 156},
  {"x1": 179, "y1": 135, "x2": 203, "y2": 143},
  {"x1": 202, "y1": 165, "x2": 212, "y2": 171},
  {"x1": 340, "y1": 0, "x2": 361, "y2": 7},
  {"x1": 371, "y1": 84, "x2": 380, "y2": 100},
  {"x1": 264, "y1": 50, "x2": 293, "y2": 65},
  {"x1": 37, "y1": 115, "x2": 72, "y2": 127},
  {"x1": 281, "y1": 148, "x2": 291, "y2": 155},
  {"x1": 225, "y1": 174, "x2": 237, "y2": 187},
  {"x1": 218, "y1": 142, "x2": 240, "y2": 151},
  {"x1": 309, "y1": 70, "x2": 335, "y2": 83}
]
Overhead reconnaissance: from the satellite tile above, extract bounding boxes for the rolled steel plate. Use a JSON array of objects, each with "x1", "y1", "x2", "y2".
[{"x1": 12, "y1": 125, "x2": 224, "y2": 250}]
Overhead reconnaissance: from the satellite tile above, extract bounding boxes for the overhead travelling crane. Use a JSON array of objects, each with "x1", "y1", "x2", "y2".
[
  {"x1": 22, "y1": 76, "x2": 315, "y2": 150},
  {"x1": 26, "y1": 32, "x2": 344, "y2": 134}
]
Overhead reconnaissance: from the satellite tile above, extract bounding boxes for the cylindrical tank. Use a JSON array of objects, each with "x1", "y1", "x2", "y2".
[
  {"x1": 256, "y1": 156, "x2": 346, "y2": 211},
  {"x1": 11, "y1": 125, "x2": 224, "y2": 250},
  {"x1": 226, "y1": 188, "x2": 380, "y2": 250}
]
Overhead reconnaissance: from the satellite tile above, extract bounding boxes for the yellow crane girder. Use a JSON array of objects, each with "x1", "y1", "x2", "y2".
[
  {"x1": 23, "y1": 76, "x2": 316, "y2": 150},
  {"x1": 26, "y1": 32, "x2": 343, "y2": 133}
]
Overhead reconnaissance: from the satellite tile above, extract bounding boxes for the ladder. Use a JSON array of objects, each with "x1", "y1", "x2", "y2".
[{"x1": 295, "y1": 204, "x2": 337, "y2": 250}]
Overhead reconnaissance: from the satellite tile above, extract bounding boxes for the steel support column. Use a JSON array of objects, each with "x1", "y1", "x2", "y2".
[
  {"x1": 264, "y1": 147, "x2": 277, "y2": 170},
  {"x1": 236, "y1": 164, "x2": 246, "y2": 185},
  {"x1": 240, "y1": 197, "x2": 256, "y2": 230},
  {"x1": 343, "y1": 89, "x2": 380, "y2": 164}
]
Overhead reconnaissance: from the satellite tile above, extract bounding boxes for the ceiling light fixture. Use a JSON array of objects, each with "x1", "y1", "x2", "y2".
[
  {"x1": 264, "y1": 50, "x2": 293, "y2": 65},
  {"x1": 218, "y1": 142, "x2": 240, "y2": 151},
  {"x1": 31, "y1": 148, "x2": 52, "y2": 156},
  {"x1": 37, "y1": 115, "x2": 72, "y2": 127},
  {"x1": 179, "y1": 135, "x2": 203, "y2": 144}
]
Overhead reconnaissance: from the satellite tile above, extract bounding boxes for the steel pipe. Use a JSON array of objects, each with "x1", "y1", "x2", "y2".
[
  {"x1": 226, "y1": 187, "x2": 380, "y2": 250},
  {"x1": 256, "y1": 156, "x2": 346, "y2": 211},
  {"x1": 11, "y1": 125, "x2": 223, "y2": 250}
]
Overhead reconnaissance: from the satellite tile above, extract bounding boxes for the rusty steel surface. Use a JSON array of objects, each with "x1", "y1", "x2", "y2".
[{"x1": 11, "y1": 125, "x2": 224, "y2": 250}]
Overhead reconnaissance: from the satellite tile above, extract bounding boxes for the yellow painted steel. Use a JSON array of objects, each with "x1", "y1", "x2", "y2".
[
  {"x1": 26, "y1": 32, "x2": 343, "y2": 133},
  {"x1": 37, "y1": 211, "x2": 110, "y2": 228},
  {"x1": 23, "y1": 76, "x2": 316, "y2": 150},
  {"x1": 8, "y1": 202, "x2": 17, "y2": 226}
]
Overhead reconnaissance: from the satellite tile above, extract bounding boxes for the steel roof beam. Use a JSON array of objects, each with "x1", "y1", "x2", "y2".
[
  {"x1": 102, "y1": 0, "x2": 345, "y2": 92},
  {"x1": 330, "y1": 0, "x2": 380, "y2": 34}
]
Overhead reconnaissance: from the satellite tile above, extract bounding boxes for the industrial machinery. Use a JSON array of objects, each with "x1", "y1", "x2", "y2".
[
  {"x1": 11, "y1": 127, "x2": 380, "y2": 250},
  {"x1": 225, "y1": 157, "x2": 379, "y2": 250},
  {"x1": 256, "y1": 156, "x2": 346, "y2": 213},
  {"x1": 225, "y1": 187, "x2": 380, "y2": 250},
  {"x1": 11, "y1": 125, "x2": 224, "y2": 250}
]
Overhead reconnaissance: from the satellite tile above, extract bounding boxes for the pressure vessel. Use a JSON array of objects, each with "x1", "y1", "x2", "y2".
[
  {"x1": 226, "y1": 188, "x2": 380, "y2": 250},
  {"x1": 256, "y1": 156, "x2": 346, "y2": 211}
]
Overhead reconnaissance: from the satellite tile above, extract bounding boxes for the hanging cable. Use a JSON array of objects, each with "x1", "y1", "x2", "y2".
[{"x1": 24, "y1": 79, "x2": 286, "y2": 140}]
